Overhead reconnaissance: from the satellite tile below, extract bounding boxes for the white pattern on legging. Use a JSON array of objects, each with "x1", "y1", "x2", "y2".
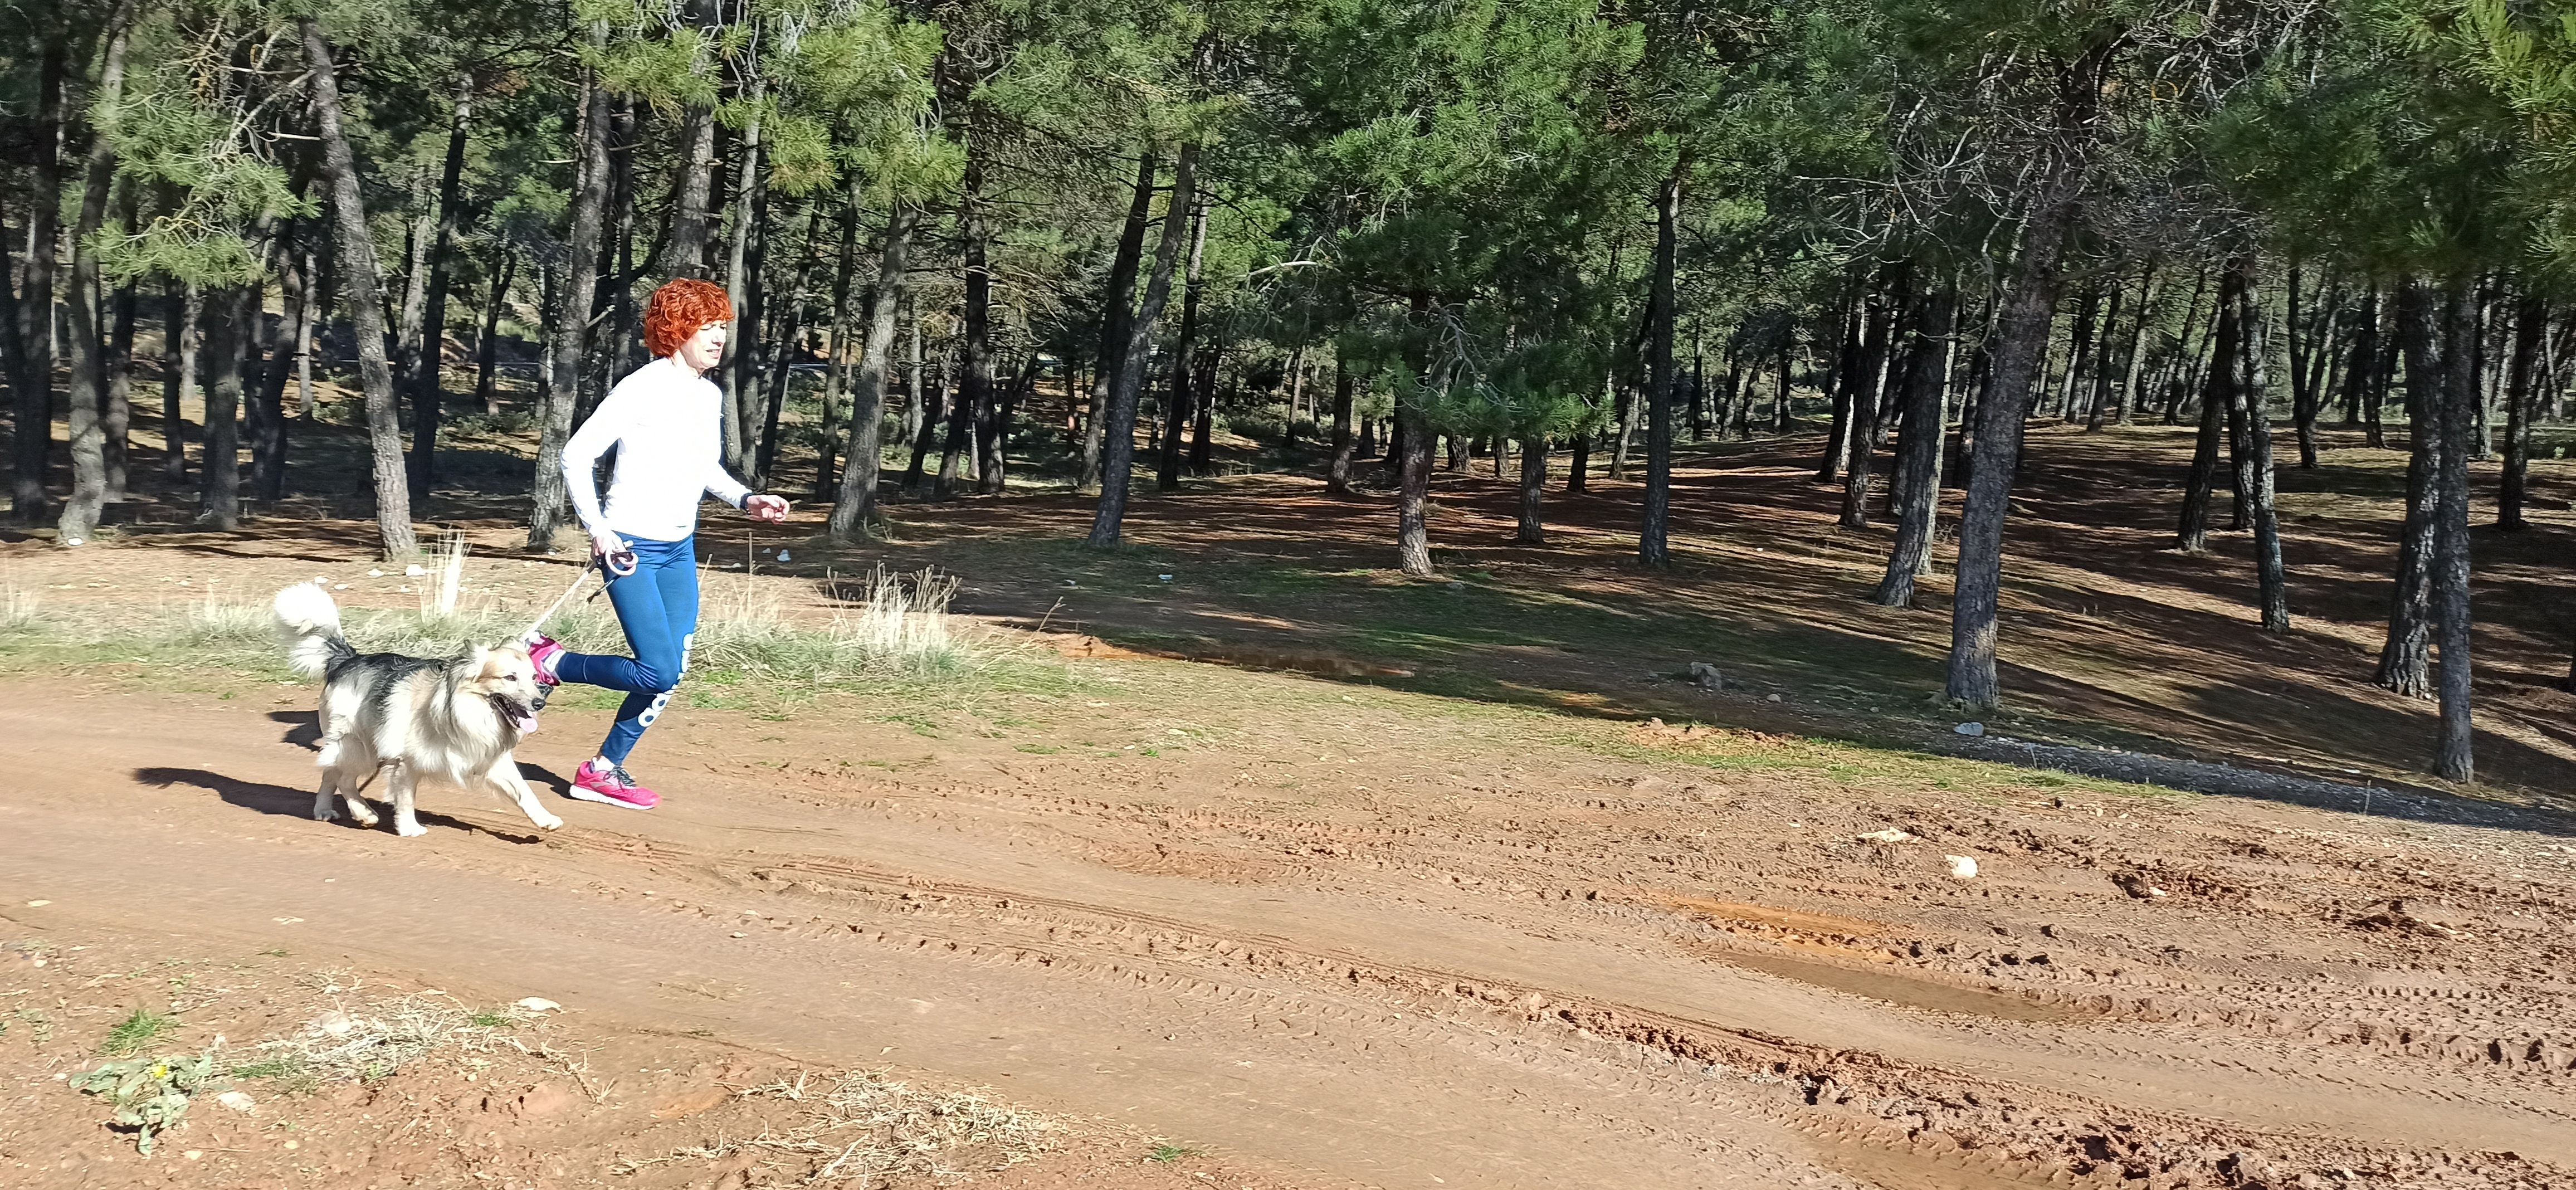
[{"x1": 636, "y1": 631, "x2": 694, "y2": 731}]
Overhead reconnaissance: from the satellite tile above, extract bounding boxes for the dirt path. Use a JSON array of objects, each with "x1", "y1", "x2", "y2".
[{"x1": 6, "y1": 669, "x2": 2574, "y2": 1189}]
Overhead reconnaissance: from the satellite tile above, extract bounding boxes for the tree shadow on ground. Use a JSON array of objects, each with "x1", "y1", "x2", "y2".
[{"x1": 30, "y1": 403, "x2": 2576, "y2": 830}]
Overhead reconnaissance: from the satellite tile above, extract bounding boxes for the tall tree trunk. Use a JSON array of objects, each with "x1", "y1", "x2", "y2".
[
  {"x1": 1689, "y1": 337, "x2": 1707, "y2": 441},
  {"x1": 474, "y1": 250, "x2": 516, "y2": 414},
  {"x1": 304, "y1": 18, "x2": 417, "y2": 557},
  {"x1": 902, "y1": 342, "x2": 946, "y2": 498},
  {"x1": 1516, "y1": 435, "x2": 1547, "y2": 544},
  {"x1": 2498, "y1": 293, "x2": 2542, "y2": 530},
  {"x1": 1566, "y1": 424, "x2": 1588, "y2": 494},
  {"x1": 1156, "y1": 201, "x2": 1209, "y2": 493},
  {"x1": 296, "y1": 237, "x2": 322, "y2": 421},
  {"x1": 1875, "y1": 282, "x2": 1957, "y2": 607},
  {"x1": 733, "y1": 168, "x2": 773, "y2": 480},
  {"x1": 1328, "y1": 358, "x2": 1357, "y2": 496},
  {"x1": 197, "y1": 287, "x2": 246, "y2": 529},
  {"x1": 1840, "y1": 264, "x2": 1903, "y2": 528},
  {"x1": 1087, "y1": 144, "x2": 1197, "y2": 548},
  {"x1": 2225, "y1": 255, "x2": 2289, "y2": 631},
  {"x1": 2472, "y1": 284, "x2": 2496, "y2": 461},
  {"x1": 2055, "y1": 282, "x2": 2103, "y2": 421},
  {"x1": 2083, "y1": 272, "x2": 2125, "y2": 431},
  {"x1": 58, "y1": 14, "x2": 129, "y2": 543},
  {"x1": 815, "y1": 188, "x2": 861, "y2": 498},
  {"x1": 408, "y1": 75, "x2": 473, "y2": 492},
  {"x1": 1640, "y1": 165, "x2": 1681, "y2": 566},
  {"x1": 2432, "y1": 280, "x2": 2479, "y2": 780},
  {"x1": 2164, "y1": 266, "x2": 2213, "y2": 425},
  {"x1": 2376, "y1": 278, "x2": 2441, "y2": 699},
  {"x1": 2112, "y1": 259, "x2": 2158, "y2": 427},
  {"x1": 989, "y1": 355, "x2": 1031, "y2": 491},
  {"x1": 2341, "y1": 283, "x2": 2377, "y2": 427},
  {"x1": 2365, "y1": 311, "x2": 2395, "y2": 449},
  {"x1": 935, "y1": 325, "x2": 974, "y2": 499},
  {"x1": 529, "y1": 52, "x2": 607, "y2": 551},
  {"x1": 394, "y1": 211, "x2": 430, "y2": 404},
  {"x1": 8, "y1": 36, "x2": 66, "y2": 520},
  {"x1": 1816, "y1": 325, "x2": 1853, "y2": 481},
  {"x1": 2177, "y1": 274, "x2": 2238, "y2": 554},
  {"x1": 1718, "y1": 354, "x2": 1744, "y2": 439},
  {"x1": 1609, "y1": 383, "x2": 1638, "y2": 480},
  {"x1": 104, "y1": 278, "x2": 135, "y2": 502},
  {"x1": 1944, "y1": 40, "x2": 2110, "y2": 710},
  {"x1": 1189, "y1": 341, "x2": 1218, "y2": 474},
  {"x1": 902, "y1": 295, "x2": 924, "y2": 449},
  {"x1": 1081, "y1": 148, "x2": 1158, "y2": 494},
  {"x1": 2286, "y1": 262, "x2": 2321, "y2": 467},
  {"x1": 1773, "y1": 344, "x2": 1794, "y2": 433},
  {"x1": 722, "y1": 79, "x2": 767, "y2": 474},
  {"x1": 662, "y1": 104, "x2": 719, "y2": 277},
  {"x1": 603, "y1": 97, "x2": 642, "y2": 393},
  {"x1": 828, "y1": 206, "x2": 919, "y2": 539},
  {"x1": 251, "y1": 225, "x2": 301, "y2": 503},
  {"x1": 162, "y1": 282, "x2": 198, "y2": 480},
  {"x1": 953, "y1": 81, "x2": 997, "y2": 498},
  {"x1": 756, "y1": 213, "x2": 815, "y2": 486},
  {"x1": 1394, "y1": 390, "x2": 1437, "y2": 572}
]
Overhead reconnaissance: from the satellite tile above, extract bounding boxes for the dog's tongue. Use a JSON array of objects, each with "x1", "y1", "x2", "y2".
[{"x1": 509, "y1": 708, "x2": 540, "y2": 734}]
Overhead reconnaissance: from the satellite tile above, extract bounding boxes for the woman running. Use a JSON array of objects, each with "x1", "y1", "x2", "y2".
[{"x1": 526, "y1": 277, "x2": 789, "y2": 809}]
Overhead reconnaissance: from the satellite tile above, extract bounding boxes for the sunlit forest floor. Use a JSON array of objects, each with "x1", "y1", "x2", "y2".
[{"x1": 12, "y1": 360, "x2": 2575, "y2": 809}]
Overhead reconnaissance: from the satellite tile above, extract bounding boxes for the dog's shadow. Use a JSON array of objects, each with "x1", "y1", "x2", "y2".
[
  {"x1": 269, "y1": 710, "x2": 322, "y2": 750},
  {"x1": 135, "y1": 765, "x2": 558, "y2": 845}
]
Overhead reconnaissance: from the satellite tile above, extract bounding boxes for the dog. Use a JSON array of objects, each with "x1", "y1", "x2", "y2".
[{"x1": 272, "y1": 582, "x2": 564, "y2": 837}]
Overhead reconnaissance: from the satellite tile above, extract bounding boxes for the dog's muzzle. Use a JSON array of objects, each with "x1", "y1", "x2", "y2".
[{"x1": 491, "y1": 693, "x2": 540, "y2": 735}]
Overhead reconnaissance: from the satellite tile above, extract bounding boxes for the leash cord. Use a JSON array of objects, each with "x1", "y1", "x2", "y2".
[{"x1": 520, "y1": 559, "x2": 602, "y2": 641}]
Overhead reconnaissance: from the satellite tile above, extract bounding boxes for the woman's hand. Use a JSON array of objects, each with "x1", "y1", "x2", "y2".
[
  {"x1": 591, "y1": 530, "x2": 635, "y2": 575},
  {"x1": 744, "y1": 494, "x2": 791, "y2": 523}
]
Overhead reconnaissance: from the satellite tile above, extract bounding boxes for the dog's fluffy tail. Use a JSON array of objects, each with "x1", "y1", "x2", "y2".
[{"x1": 272, "y1": 582, "x2": 354, "y2": 679}]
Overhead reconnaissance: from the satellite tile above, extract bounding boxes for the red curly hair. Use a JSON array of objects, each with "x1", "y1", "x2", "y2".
[{"x1": 642, "y1": 277, "x2": 734, "y2": 359}]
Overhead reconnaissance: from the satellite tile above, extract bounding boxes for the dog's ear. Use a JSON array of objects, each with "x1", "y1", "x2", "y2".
[{"x1": 461, "y1": 645, "x2": 500, "y2": 693}]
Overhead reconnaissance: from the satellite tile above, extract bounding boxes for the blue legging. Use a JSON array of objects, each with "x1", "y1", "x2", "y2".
[{"x1": 554, "y1": 534, "x2": 699, "y2": 764}]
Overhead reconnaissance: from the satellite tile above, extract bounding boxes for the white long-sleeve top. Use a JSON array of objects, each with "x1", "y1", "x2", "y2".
[{"x1": 562, "y1": 357, "x2": 750, "y2": 543}]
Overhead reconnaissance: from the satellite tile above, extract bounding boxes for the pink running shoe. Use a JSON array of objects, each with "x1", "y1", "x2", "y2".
[
  {"x1": 524, "y1": 632, "x2": 567, "y2": 687},
  {"x1": 568, "y1": 760, "x2": 660, "y2": 810},
  {"x1": 524, "y1": 632, "x2": 566, "y2": 711}
]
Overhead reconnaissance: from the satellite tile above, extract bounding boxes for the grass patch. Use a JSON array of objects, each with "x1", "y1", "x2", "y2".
[
  {"x1": 0, "y1": 559, "x2": 1072, "y2": 708},
  {"x1": 1148, "y1": 1143, "x2": 1200, "y2": 1163},
  {"x1": 225, "y1": 1055, "x2": 309, "y2": 1081},
  {"x1": 100, "y1": 1008, "x2": 177, "y2": 1056},
  {"x1": 614, "y1": 1068, "x2": 1061, "y2": 1183},
  {"x1": 250, "y1": 991, "x2": 564, "y2": 1085}
]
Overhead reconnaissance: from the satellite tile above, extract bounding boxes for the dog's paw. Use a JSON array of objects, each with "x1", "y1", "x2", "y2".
[
  {"x1": 311, "y1": 804, "x2": 339, "y2": 822},
  {"x1": 344, "y1": 802, "x2": 381, "y2": 827},
  {"x1": 393, "y1": 819, "x2": 429, "y2": 838},
  {"x1": 532, "y1": 813, "x2": 565, "y2": 831}
]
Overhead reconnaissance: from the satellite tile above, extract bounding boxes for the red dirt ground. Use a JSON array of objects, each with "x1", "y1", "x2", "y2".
[{"x1": 6, "y1": 388, "x2": 2576, "y2": 1188}]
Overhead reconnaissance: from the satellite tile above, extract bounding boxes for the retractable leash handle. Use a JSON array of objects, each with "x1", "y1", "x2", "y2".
[{"x1": 603, "y1": 549, "x2": 639, "y2": 577}]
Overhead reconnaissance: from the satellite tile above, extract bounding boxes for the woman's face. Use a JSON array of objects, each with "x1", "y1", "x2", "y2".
[{"x1": 675, "y1": 320, "x2": 728, "y2": 374}]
